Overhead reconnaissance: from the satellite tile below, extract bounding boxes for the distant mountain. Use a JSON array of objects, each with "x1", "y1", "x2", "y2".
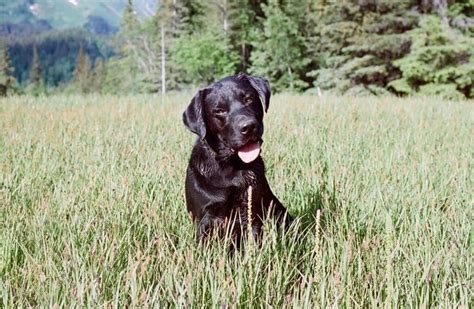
[{"x1": 0, "y1": 0, "x2": 157, "y2": 37}]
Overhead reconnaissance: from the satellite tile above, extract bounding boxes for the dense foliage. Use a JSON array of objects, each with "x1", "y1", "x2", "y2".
[
  {"x1": 0, "y1": 0, "x2": 473, "y2": 98},
  {"x1": 4, "y1": 29, "x2": 114, "y2": 89}
]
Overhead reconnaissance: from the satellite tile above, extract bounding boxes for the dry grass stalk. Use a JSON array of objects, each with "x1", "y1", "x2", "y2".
[
  {"x1": 314, "y1": 209, "x2": 322, "y2": 279},
  {"x1": 247, "y1": 186, "x2": 253, "y2": 242},
  {"x1": 315, "y1": 209, "x2": 321, "y2": 251}
]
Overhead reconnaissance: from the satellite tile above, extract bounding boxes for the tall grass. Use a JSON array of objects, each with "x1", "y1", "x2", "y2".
[{"x1": 1, "y1": 94, "x2": 472, "y2": 307}]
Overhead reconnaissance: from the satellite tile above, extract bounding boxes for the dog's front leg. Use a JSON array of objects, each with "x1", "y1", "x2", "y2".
[{"x1": 196, "y1": 213, "x2": 226, "y2": 243}]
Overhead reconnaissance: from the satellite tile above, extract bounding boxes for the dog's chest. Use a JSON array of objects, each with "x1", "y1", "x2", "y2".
[
  {"x1": 241, "y1": 169, "x2": 258, "y2": 186},
  {"x1": 228, "y1": 169, "x2": 264, "y2": 208}
]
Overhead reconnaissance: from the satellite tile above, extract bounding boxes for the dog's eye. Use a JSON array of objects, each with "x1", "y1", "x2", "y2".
[
  {"x1": 214, "y1": 108, "x2": 226, "y2": 115},
  {"x1": 244, "y1": 97, "x2": 252, "y2": 105}
]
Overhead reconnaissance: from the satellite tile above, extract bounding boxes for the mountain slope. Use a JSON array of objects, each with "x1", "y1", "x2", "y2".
[{"x1": 0, "y1": 0, "x2": 157, "y2": 31}]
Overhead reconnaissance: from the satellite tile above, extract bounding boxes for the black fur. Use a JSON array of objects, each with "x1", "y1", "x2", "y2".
[{"x1": 183, "y1": 73, "x2": 292, "y2": 245}]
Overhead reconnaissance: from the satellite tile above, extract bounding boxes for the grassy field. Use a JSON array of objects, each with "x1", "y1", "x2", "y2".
[{"x1": 1, "y1": 94, "x2": 472, "y2": 307}]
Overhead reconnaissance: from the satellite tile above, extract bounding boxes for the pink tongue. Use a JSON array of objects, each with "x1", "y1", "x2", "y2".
[{"x1": 237, "y1": 142, "x2": 261, "y2": 163}]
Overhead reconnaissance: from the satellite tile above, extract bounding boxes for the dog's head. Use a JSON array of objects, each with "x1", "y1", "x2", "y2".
[{"x1": 183, "y1": 72, "x2": 271, "y2": 163}]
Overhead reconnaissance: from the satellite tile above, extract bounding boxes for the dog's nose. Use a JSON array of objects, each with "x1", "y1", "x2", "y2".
[{"x1": 239, "y1": 120, "x2": 258, "y2": 136}]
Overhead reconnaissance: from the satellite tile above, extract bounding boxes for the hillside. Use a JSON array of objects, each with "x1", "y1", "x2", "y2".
[{"x1": 0, "y1": 0, "x2": 157, "y2": 36}]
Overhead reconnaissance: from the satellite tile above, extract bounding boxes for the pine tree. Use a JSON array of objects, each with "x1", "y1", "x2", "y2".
[
  {"x1": 121, "y1": 0, "x2": 140, "y2": 35},
  {"x1": 103, "y1": 0, "x2": 147, "y2": 94},
  {"x1": 340, "y1": 1, "x2": 420, "y2": 95},
  {"x1": 389, "y1": 15, "x2": 474, "y2": 99},
  {"x1": 72, "y1": 46, "x2": 92, "y2": 93},
  {"x1": 154, "y1": 0, "x2": 176, "y2": 94},
  {"x1": 166, "y1": 0, "x2": 240, "y2": 88},
  {"x1": 250, "y1": 0, "x2": 310, "y2": 92},
  {"x1": 311, "y1": 1, "x2": 420, "y2": 95},
  {"x1": 120, "y1": 0, "x2": 143, "y2": 70},
  {"x1": 0, "y1": 40, "x2": 18, "y2": 96},
  {"x1": 308, "y1": 0, "x2": 362, "y2": 93},
  {"x1": 179, "y1": 0, "x2": 207, "y2": 33},
  {"x1": 448, "y1": 0, "x2": 474, "y2": 35},
  {"x1": 114, "y1": 0, "x2": 184, "y2": 94},
  {"x1": 163, "y1": 0, "x2": 195, "y2": 90},
  {"x1": 229, "y1": 0, "x2": 261, "y2": 71},
  {"x1": 209, "y1": 0, "x2": 231, "y2": 35},
  {"x1": 29, "y1": 45, "x2": 41, "y2": 85},
  {"x1": 91, "y1": 58, "x2": 106, "y2": 93},
  {"x1": 27, "y1": 45, "x2": 45, "y2": 95},
  {"x1": 169, "y1": 28, "x2": 239, "y2": 85}
]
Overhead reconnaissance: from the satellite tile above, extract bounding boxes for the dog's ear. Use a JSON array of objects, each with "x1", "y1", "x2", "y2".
[
  {"x1": 183, "y1": 89, "x2": 207, "y2": 139},
  {"x1": 247, "y1": 75, "x2": 271, "y2": 113}
]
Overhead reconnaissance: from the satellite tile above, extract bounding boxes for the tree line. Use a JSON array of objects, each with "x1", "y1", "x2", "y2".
[{"x1": 1, "y1": 0, "x2": 473, "y2": 99}]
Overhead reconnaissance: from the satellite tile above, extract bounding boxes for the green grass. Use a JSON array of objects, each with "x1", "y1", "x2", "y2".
[{"x1": 1, "y1": 94, "x2": 472, "y2": 307}]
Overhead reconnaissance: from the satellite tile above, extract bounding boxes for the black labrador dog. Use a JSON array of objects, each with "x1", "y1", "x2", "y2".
[{"x1": 183, "y1": 72, "x2": 292, "y2": 245}]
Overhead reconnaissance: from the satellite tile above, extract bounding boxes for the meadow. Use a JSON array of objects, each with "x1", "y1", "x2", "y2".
[{"x1": 1, "y1": 94, "x2": 472, "y2": 307}]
